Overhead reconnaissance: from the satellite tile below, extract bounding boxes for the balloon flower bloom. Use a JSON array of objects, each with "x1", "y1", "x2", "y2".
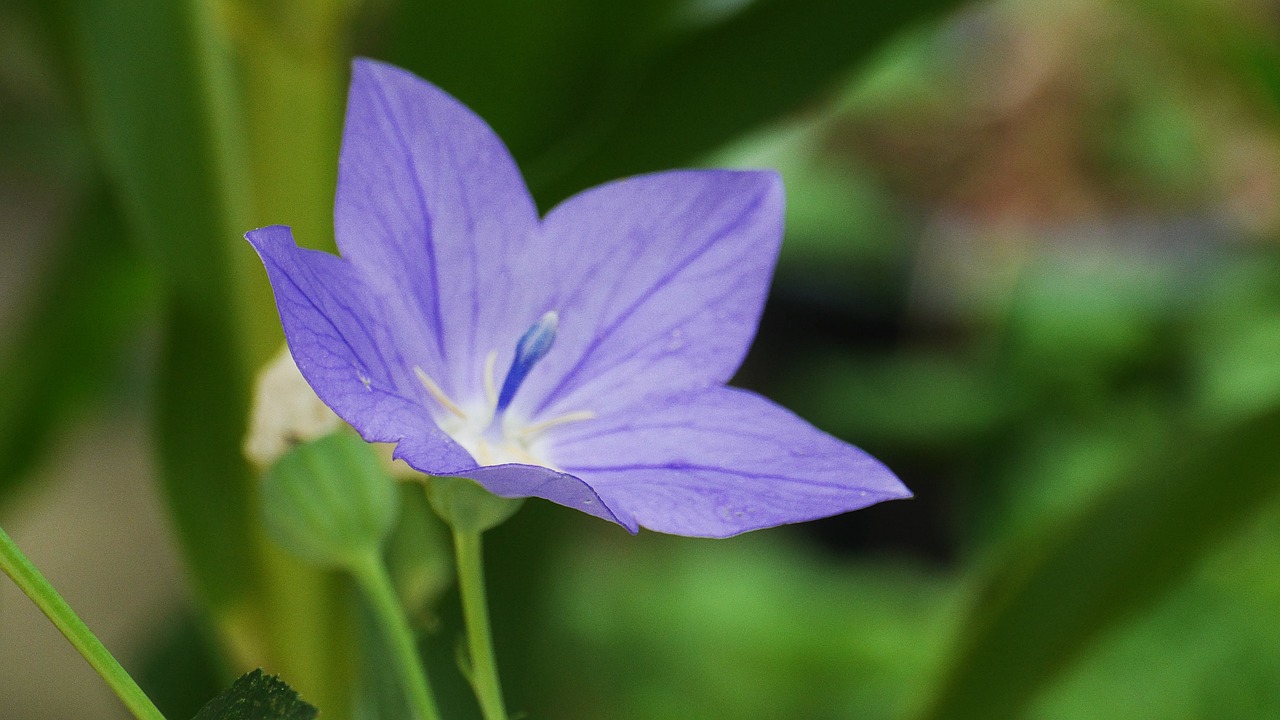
[{"x1": 248, "y1": 59, "x2": 910, "y2": 537}]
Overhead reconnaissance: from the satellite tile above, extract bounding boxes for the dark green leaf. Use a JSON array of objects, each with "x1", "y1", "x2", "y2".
[
  {"x1": 43, "y1": 0, "x2": 261, "y2": 608},
  {"x1": 192, "y1": 669, "x2": 317, "y2": 720},
  {"x1": 921, "y1": 408, "x2": 1280, "y2": 720},
  {"x1": 152, "y1": 295, "x2": 260, "y2": 606},
  {"x1": 138, "y1": 611, "x2": 227, "y2": 720},
  {"x1": 378, "y1": 0, "x2": 678, "y2": 168},
  {"x1": 378, "y1": 0, "x2": 959, "y2": 205},
  {"x1": 1033, "y1": 500, "x2": 1280, "y2": 719},
  {"x1": 527, "y1": 0, "x2": 959, "y2": 203}
]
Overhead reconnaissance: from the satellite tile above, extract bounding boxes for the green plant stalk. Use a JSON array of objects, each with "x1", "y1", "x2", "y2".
[
  {"x1": 453, "y1": 529, "x2": 509, "y2": 720},
  {"x1": 195, "y1": 2, "x2": 359, "y2": 713},
  {"x1": 349, "y1": 553, "x2": 442, "y2": 720},
  {"x1": 0, "y1": 525, "x2": 166, "y2": 720}
]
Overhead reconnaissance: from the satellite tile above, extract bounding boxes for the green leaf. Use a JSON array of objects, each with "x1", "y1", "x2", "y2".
[
  {"x1": 378, "y1": 0, "x2": 959, "y2": 205},
  {"x1": 228, "y1": 0, "x2": 353, "y2": 257},
  {"x1": 378, "y1": 0, "x2": 679, "y2": 169},
  {"x1": 45, "y1": 0, "x2": 260, "y2": 609},
  {"x1": 921, "y1": 408, "x2": 1280, "y2": 720},
  {"x1": 526, "y1": 0, "x2": 959, "y2": 202},
  {"x1": 1032, "y1": 498, "x2": 1280, "y2": 719},
  {"x1": 192, "y1": 669, "x2": 318, "y2": 720}
]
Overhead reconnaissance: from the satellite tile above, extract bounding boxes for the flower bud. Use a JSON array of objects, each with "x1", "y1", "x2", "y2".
[
  {"x1": 244, "y1": 346, "x2": 342, "y2": 469},
  {"x1": 261, "y1": 433, "x2": 399, "y2": 568}
]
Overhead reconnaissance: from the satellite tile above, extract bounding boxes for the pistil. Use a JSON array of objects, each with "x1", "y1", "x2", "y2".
[
  {"x1": 494, "y1": 311, "x2": 559, "y2": 416},
  {"x1": 416, "y1": 312, "x2": 593, "y2": 468}
]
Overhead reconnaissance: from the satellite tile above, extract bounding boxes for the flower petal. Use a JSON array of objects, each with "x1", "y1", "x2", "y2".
[
  {"x1": 514, "y1": 170, "x2": 784, "y2": 421},
  {"x1": 335, "y1": 59, "x2": 539, "y2": 402},
  {"x1": 547, "y1": 386, "x2": 910, "y2": 537},
  {"x1": 248, "y1": 225, "x2": 475, "y2": 473},
  {"x1": 437, "y1": 463, "x2": 636, "y2": 531}
]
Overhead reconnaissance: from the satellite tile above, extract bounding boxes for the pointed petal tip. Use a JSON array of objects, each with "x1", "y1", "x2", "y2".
[
  {"x1": 876, "y1": 465, "x2": 914, "y2": 501},
  {"x1": 390, "y1": 435, "x2": 477, "y2": 476},
  {"x1": 550, "y1": 387, "x2": 912, "y2": 539},
  {"x1": 245, "y1": 224, "x2": 296, "y2": 251},
  {"x1": 561, "y1": 484, "x2": 638, "y2": 533},
  {"x1": 618, "y1": 513, "x2": 641, "y2": 535}
]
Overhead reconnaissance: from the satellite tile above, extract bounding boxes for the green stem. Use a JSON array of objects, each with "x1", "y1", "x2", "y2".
[
  {"x1": 0, "y1": 524, "x2": 166, "y2": 720},
  {"x1": 349, "y1": 553, "x2": 442, "y2": 720},
  {"x1": 453, "y1": 528, "x2": 509, "y2": 720}
]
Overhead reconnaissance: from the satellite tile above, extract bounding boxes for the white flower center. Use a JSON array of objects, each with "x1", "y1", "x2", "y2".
[{"x1": 413, "y1": 317, "x2": 593, "y2": 469}]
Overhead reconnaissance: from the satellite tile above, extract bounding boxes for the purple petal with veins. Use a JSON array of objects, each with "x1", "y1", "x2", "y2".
[{"x1": 248, "y1": 58, "x2": 911, "y2": 537}]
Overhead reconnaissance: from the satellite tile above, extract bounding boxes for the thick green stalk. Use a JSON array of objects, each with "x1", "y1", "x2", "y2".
[
  {"x1": 349, "y1": 553, "x2": 442, "y2": 720},
  {"x1": 197, "y1": 2, "x2": 359, "y2": 713},
  {"x1": 453, "y1": 529, "x2": 509, "y2": 720},
  {"x1": 0, "y1": 525, "x2": 166, "y2": 720}
]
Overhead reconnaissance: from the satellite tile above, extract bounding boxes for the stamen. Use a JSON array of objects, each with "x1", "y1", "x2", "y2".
[
  {"x1": 483, "y1": 350, "x2": 498, "y2": 408},
  {"x1": 414, "y1": 366, "x2": 467, "y2": 420},
  {"x1": 474, "y1": 439, "x2": 494, "y2": 466},
  {"x1": 509, "y1": 445, "x2": 540, "y2": 465},
  {"x1": 519, "y1": 410, "x2": 596, "y2": 439},
  {"x1": 496, "y1": 311, "x2": 558, "y2": 413}
]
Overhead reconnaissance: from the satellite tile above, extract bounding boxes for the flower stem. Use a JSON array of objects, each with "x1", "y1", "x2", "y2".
[
  {"x1": 0, "y1": 524, "x2": 166, "y2": 720},
  {"x1": 453, "y1": 528, "x2": 509, "y2": 720},
  {"x1": 349, "y1": 553, "x2": 442, "y2": 720}
]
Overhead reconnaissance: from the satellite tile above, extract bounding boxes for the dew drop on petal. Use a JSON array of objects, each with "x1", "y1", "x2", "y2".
[{"x1": 665, "y1": 328, "x2": 685, "y2": 352}]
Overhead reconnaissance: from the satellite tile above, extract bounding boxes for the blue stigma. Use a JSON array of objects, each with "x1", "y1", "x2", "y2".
[{"x1": 495, "y1": 311, "x2": 558, "y2": 414}]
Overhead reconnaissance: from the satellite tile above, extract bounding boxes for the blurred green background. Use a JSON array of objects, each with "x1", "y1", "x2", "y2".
[{"x1": 2, "y1": 0, "x2": 1280, "y2": 718}]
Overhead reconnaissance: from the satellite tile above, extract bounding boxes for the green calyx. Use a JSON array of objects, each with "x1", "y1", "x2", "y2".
[{"x1": 425, "y1": 475, "x2": 523, "y2": 534}]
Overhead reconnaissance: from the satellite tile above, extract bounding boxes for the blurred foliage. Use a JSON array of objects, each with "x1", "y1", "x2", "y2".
[
  {"x1": 536, "y1": 531, "x2": 961, "y2": 720},
  {"x1": 0, "y1": 189, "x2": 155, "y2": 504},
  {"x1": 4, "y1": 0, "x2": 1280, "y2": 719}
]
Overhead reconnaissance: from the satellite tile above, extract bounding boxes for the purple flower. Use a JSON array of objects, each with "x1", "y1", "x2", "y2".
[{"x1": 248, "y1": 59, "x2": 910, "y2": 537}]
